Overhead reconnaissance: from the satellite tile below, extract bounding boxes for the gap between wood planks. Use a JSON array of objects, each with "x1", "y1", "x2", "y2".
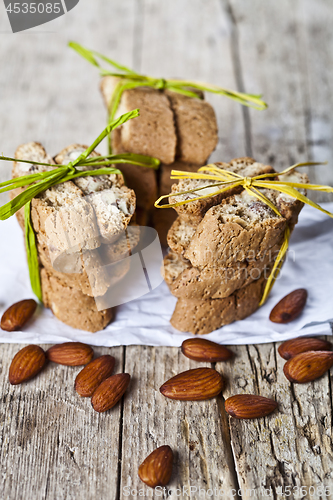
[{"x1": 221, "y1": 0, "x2": 253, "y2": 159}]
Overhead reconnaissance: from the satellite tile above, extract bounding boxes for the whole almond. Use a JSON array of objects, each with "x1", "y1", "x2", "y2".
[
  {"x1": 75, "y1": 355, "x2": 115, "y2": 397},
  {"x1": 46, "y1": 342, "x2": 93, "y2": 366},
  {"x1": 278, "y1": 337, "x2": 332, "y2": 360},
  {"x1": 160, "y1": 367, "x2": 224, "y2": 401},
  {"x1": 283, "y1": 351, "x2": 333, "y2": 383},
  {"x1": 225, "y1": 394, "x2": 278, "y2": 419},
  {"x1": 181, "y1": 338, "x2": 234, "y2": 362},
  {"x1": 91, "y1": 373, "x2": 130, "y2": 412},
  {"x1": 1, "y1": 299, "x2": 37, "y2": 332},
  {"x1": 9, "y1": 345, "x2": 46, "y2": 385},
  {"x1": 269, "y1": 289, "x2": 307, "y2": 323},
  {"x1": 138, "y1": 445, "x2": 173, "y2": 488}
]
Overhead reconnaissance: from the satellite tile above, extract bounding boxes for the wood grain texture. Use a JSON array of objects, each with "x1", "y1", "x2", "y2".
[
  {"x1": 0, "y1": 0, "x2": 333, "y2": 499},
  {"x1": 0, "y1": 344, "x2": 124, "y2": 500},
  {"x1": 119, "y1": 346, "x2": 238, "y2": 499},
  {"x1": 219, "y1": 339, "x2": 333, "y2": 500},
  {"x1": 227, "y1": 0, "x2": 333, "y2": 200}
]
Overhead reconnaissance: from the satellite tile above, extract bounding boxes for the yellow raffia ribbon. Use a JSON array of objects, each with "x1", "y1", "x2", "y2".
[{"x1": 154, "y1": 161, "x2": 333, "y2": 305}]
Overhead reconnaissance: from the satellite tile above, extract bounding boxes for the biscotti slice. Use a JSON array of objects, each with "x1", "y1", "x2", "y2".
[
  {"x1": 169, "y1": 158, "x2": 275, "y2": 223},
  {"x1": 163, "y1": 242, "x2": 281, "y2": 300},
  {"x1": 184, "y1": 170, "x2": 308, "y2": 268},
  {"x1": 41, "y1": 268, "x2": 114, "y2": 332},
  {"x1": 101, "y1": 76, "x2": 177, "y2": 164},
  {"x1": 111, "y1": 129, "x2": 158, "y2": 210},
  {"x1": 12, "y1": 143, "x2": 101, "y2": 257},
  {"x1": 54, "y1": 144, "x2": 125, "y2": 192},
  {"x1": 12, "y1": 142, "x2": 56, "y2": 230},
  {"x1": 183, "y1": 192, "x2": 286, "y2": 268},
  {"x1": 167, "y1": 216, "x2": 198, "y2": 255},
  {"x1": 55, "y1": 144, "x2": 136, "y2": 243},
  {"x1": 14, "y1": 143, "x2": 135, "y2": 297},
  {"x1": 165, "y1": 90, "x2": 218, "y2": 165},
  {"x1": 170, "y1": 273, "x2": 267, "y2": 335}
]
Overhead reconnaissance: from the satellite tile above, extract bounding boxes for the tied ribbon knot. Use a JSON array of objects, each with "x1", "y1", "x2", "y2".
[
  {"x1": 67, "y1": 162, "x2": 76, "y2": 176},
  {"x1": 154, "y1": 78, "x2": 167, "y2": 90},
  {"x1": 154, "y1": 161, "x2": 333, "y2": 305},
  {"x1": 0, "y1": 109, "x2": 160, "y2": 302},
  {"x1": 243, "y1": 177, "x2": 254, "y2": 190}
]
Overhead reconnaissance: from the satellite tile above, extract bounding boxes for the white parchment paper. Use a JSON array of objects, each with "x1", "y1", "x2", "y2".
[{"x1": 0, "y1": 203, "x2": 332, "y2": 346}]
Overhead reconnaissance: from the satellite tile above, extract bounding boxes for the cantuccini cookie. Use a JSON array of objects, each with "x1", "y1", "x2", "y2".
[
  {"x1": 183, "y1": 172, "x2": 308, "y2": 268},
  {"x1": 169, "y1": 158, "x2": 275, "y2": 223},
  {"x1": 41, "y1": 268, "x2": 114, "y2": 332},
  {"x1": 101, "y1": 76, "x2": 177, "y2": 164},
  {"x1": 170, "y1": 273, "x2": 268, "y2": 335},
  {"x1": 163, "y1": 241, "x2": 282, "y2": 300}
]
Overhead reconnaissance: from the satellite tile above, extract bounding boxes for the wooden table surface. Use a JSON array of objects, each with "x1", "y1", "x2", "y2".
[{"x1": 1, "y1": 1, "x2": 333, "y2": 499}]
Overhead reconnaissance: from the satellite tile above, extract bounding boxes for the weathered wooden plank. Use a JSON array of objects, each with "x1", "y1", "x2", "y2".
[
  {"x1": 218, "y1": 339, "x2": 333, "y2": 500},
  {"x1": 119, "y1": 346, "x2": 238, "y2": 499},
  {"x1": 297, "y1": 0, "x2": 333, "y2": 201},
  {"x1": 227, "y1": 0, "x2": 333, "y2": 201},
  {"x1": 0, "y1": 344, "x2": 124, "y2": 500}
]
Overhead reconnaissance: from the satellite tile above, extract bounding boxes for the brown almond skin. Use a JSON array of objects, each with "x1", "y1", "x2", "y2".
[
  {"x1": 91, "y1": 373, "x2": 130, "y2": 412},
  {"x1": 160, "y1": 368, "x2": 224, "y2": 401},
  {"x1": 225, "y1": 394, "x2": 278, "y2": 419},
  {"x1": 1, "y1": 299, "x2": 37, "y2": 332},
  {"x1": 278, "y1": 337, "x2": 332, "y2": 360},
  {"x1": 269, "y1": 289, "x2": 307, "y2": 323},
  {"x1": 138, "y1": 445, "x2": 173, "y2": 488},
  {"x1": 283, "y1": 351, "x2": 333, "y2": 383},
  {"x1": 181, "y1": 338, "x2": 234, "y2": 362},
  {"x1": 75, "y1": 355, "x2": 115, "y2": 397},
  {"x1": 9, "y1": 345, "x2": 46, "y2": 385},
  {"x1": 46, "y1": 342, "x2": 93, "y2": 366}
]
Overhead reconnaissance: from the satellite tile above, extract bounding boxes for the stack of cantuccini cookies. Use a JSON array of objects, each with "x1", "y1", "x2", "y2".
[
  {"x1": 11, "y1": 143, "x2": 140, "y2": 332},
  {"x1": 163, "y1": 157, "x2": 309, "y2": 334},
  {"x1": 100, "y1": 77, "x2": 219, "y2": 244}
]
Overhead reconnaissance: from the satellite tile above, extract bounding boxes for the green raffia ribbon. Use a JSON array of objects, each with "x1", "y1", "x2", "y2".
[
  {"x1": 154, "y1": 161, "x2": 333, "y2": 305},
  {"x1": 0, "y1": 109, "x2": 160, "y2": 302},
  {"x1": 68, "y1": 41, "x2": 268, "y2": 153}
]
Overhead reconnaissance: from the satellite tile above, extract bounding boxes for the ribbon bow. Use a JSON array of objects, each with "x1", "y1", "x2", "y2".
[
  {"x1": 0, "y1": 109, "x2": 160, "y2": 301},
  {"x1": 155, "y1": 161, "x2": 333, "y2": 305},
  {"x1": 68, "y1": 42, "x2": 268, "y2": 153}
]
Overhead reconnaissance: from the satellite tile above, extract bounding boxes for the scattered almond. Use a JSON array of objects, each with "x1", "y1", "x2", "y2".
[
  {"x1": 9, "y1": 345, "x2": 46, "y2": 385},
  {"x1": 75, "y1": 355, "x2": 115, "y2": 397},
  {"x1": 181, "y1": 338, "x2": 234, "y2": 362},
  {"x1": 138, "y1": 445, "x2": 173, "y2": 488},
  {"x1": 283, "y1": 350, "x2": 333, "y2": 383},
  {"x1": 269, "y1": 288, "x2": 307, "y2": 323},
  {"x1": 160, "y1": 367, "x2": 224, "y2": 401},
  {"x1": 278, "y1": 337, "x2": 332, "y2": 360},
  {"x1": 1, "y1": 299, "x2": 37, "y2": 332},
  {"x1": 46, "y1": 342, "x2": 93, "y2": 366},
  {"x1": 225, "y1": 394, "x2": 278, "y2": 419},
  {"x1": 91, "y1": 373, "x2": 130, "y2": 412}
]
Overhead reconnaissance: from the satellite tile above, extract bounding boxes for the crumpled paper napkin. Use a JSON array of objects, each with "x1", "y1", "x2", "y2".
[{"x1": 0, "y1": 203, "x2": 332, "y2": 346}]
